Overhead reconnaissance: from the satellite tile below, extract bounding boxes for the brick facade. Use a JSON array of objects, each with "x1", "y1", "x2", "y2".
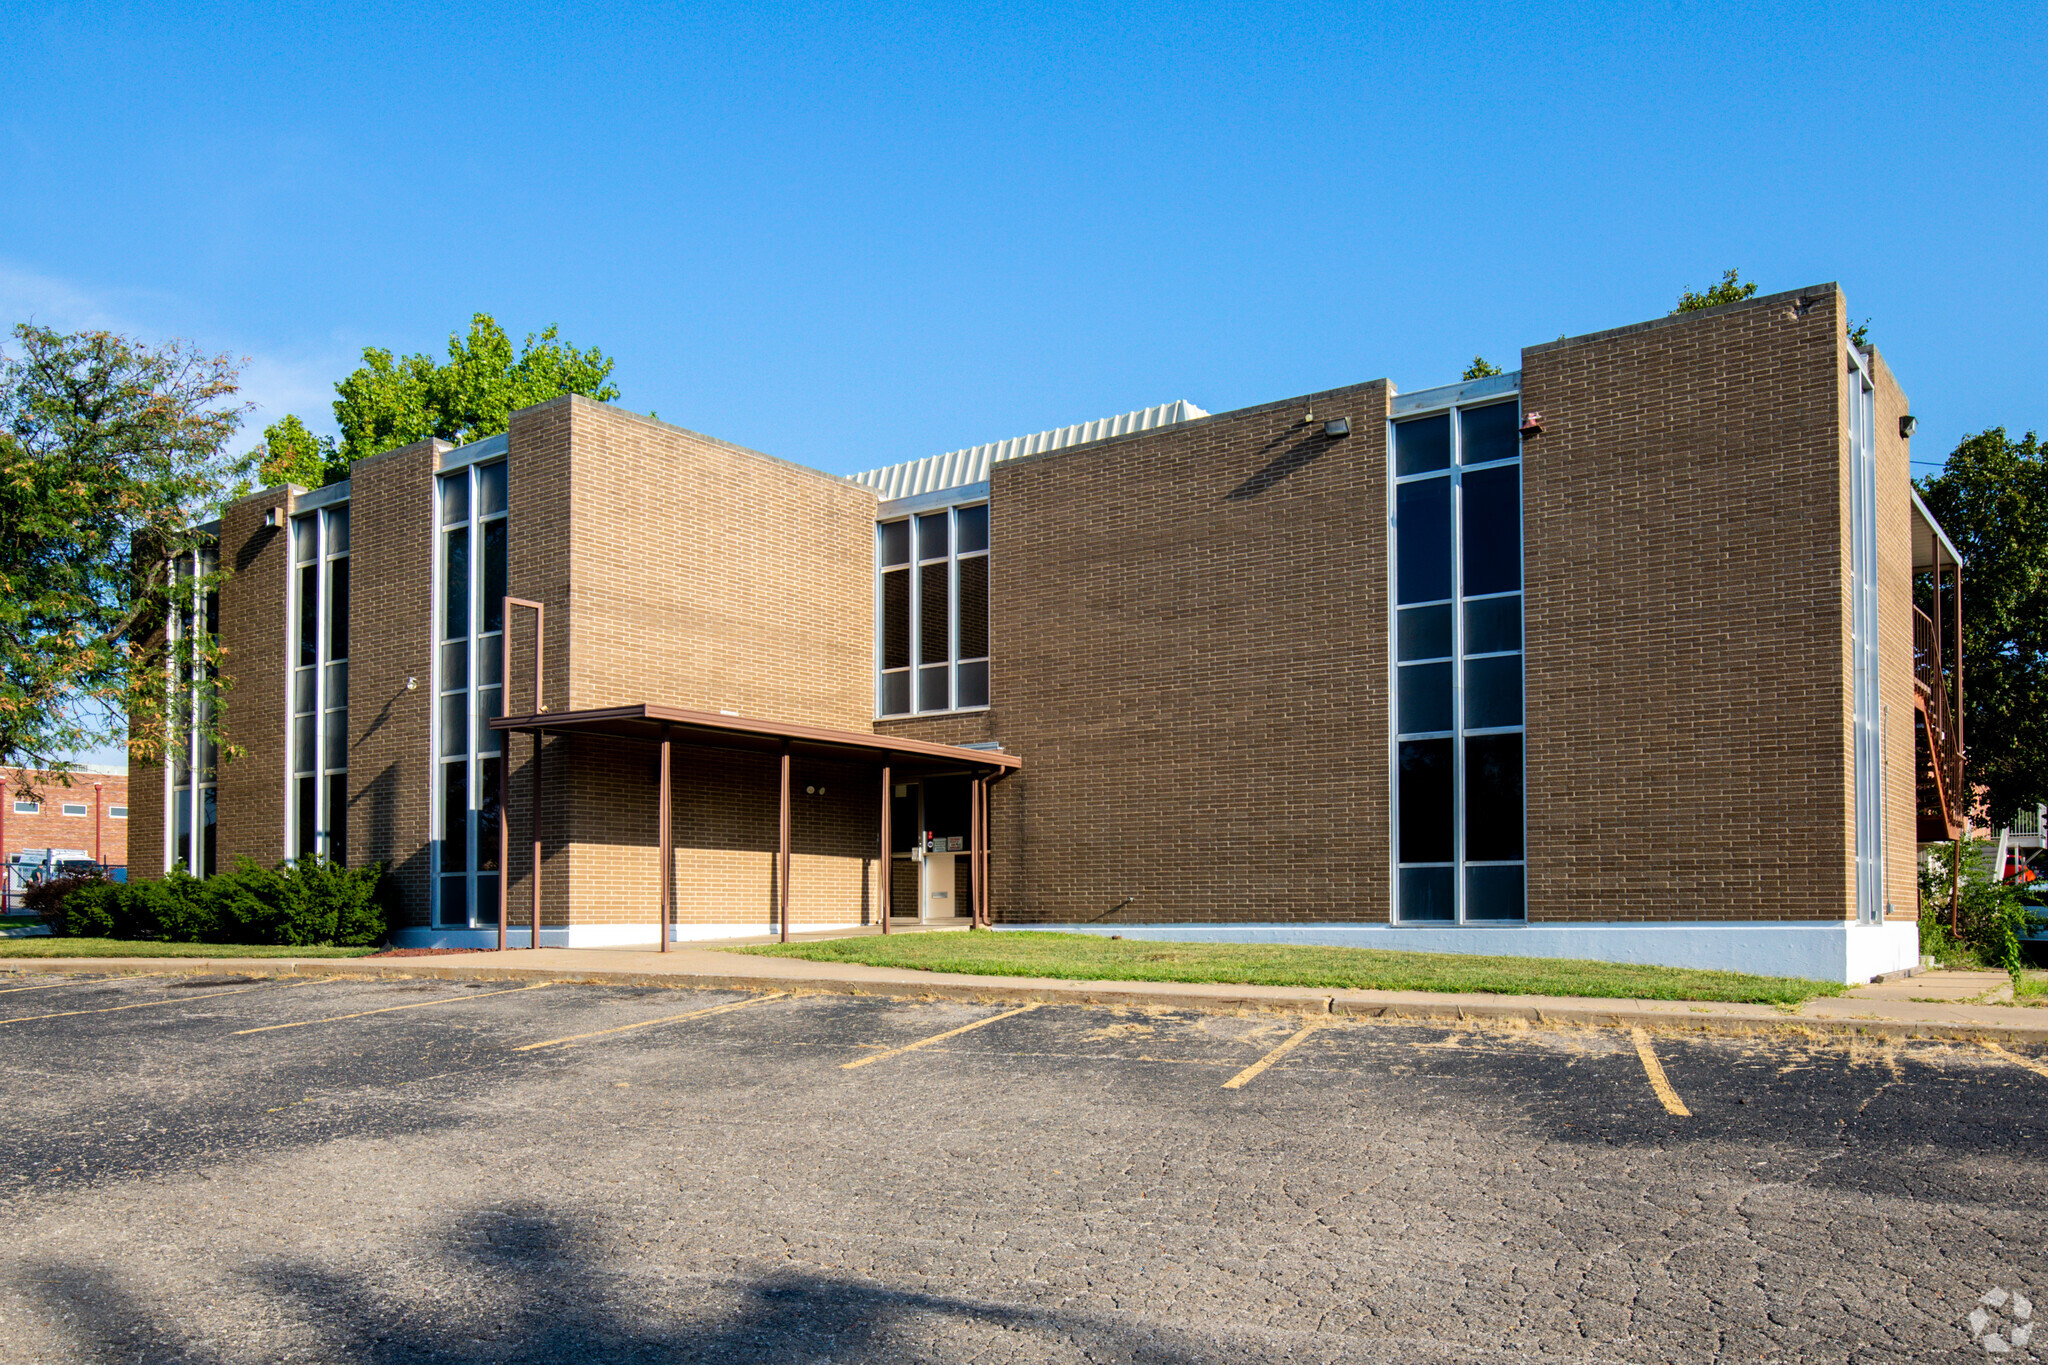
[
  {"x1": 214, "y1": 486, "x2": 295, "y2": 869},
  {"x1": 0, "y1": 767, "x2": 130, "y2": 872}
]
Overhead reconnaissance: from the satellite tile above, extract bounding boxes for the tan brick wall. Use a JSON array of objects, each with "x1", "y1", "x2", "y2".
[
  {"x1": 1869, "y1": 348, "x2": 1920, "y2": 920},
  {"x1": 345, "y1": 439, "x2": 444, "y2": 927},
  {"x1": 0, "y1": 767, "x2": 131, "y2": 872},
  {"x1": 970, "y1": 382, "x2": 1395, "y2": 924},
  {"x1": 214, "y1": 485, "x2": 295, "y2": 869},
  {"x1": 1519, "y1": 286, "x2": 1853, "y2": 922}
]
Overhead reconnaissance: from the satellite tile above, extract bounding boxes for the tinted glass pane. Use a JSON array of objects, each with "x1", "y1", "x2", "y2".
[
  {"x1": 477, "y1": 461, "x2": 507, "y2": 516},
  {"x1": 293, "y1": 714, "x2": 316, "y2": 772},
  {"x1": 1398, "y1": 738, "x2": 1455, "y2": 863},
  {"x1": 1466, "y1": 865, "x2": 1525, "y2": 920},
  {"x1": 1399, "y1": 866, "x2": 1456, "y2": 922},
  {"x1": 442, "y1": 760, "x2": 469, "y2": 872},
  {"x1": 440, "y1": 639, "x2": 468, "y2": 691},
  {"x1": 1465, "y1": 733, "x2": 1524, "y2": 861},
  {"x1": 326, "y1": 661, "x2": 348, "y2": 710},
  {"x1": 956, "y1": 659, "x2": 989, "y2": 708},
  {"x1": 293, "y1": 667, "x2": 315, "y2": 716},
  {"x1": 326, "y1": 772, "x2": 347, "y2": 865},
  {"x1": 440, "y1": 693, "x2": 467, "y2": 754},
  {"x1": 1464, "y1": 654, "x2": 1523, "y2": 729},
  {"x1": 1397, "y1": 604, "x2": 1452, "y2": 661},
  {"x1": 919, "y1": 562, "x2": 949, "y2": 664},
  {"x1": 956, "y1": 504, "x2": 989, "y2": 553},
  {"x1": 440, "y1": 474, "x2": 468, "y2": 526},
  {"x1": 477, "y1": 638, "x2": 502, "y2": 686},
  {"x1": 1394, "y1": 413, "x2": 1451, "y2": 476},
  {"x1": 325, "y1": 508, "x2": 349, "y2": 554},
  {"x1": 1461, "y1": 465, "x2": 1521, "y2": 596},
  {"x1": 916, "y1": 511, "x2": 948, "y2": 560},
  {"x1": 957, "y1": 555, "x2": 988, "y2": 658},
  {"x1": 323, "y1": 707, "x2": 346, "y2": 764},
  {"x1": 879, "y1": 671, "x2": 910, "y2": 716},
  {"x1": 327, "y1": 557, "x2": 349, "y2": 661},
  {"x1": 1397, "y1": 662, "x2": 1453, "y2": 735},
  {"x1": 295, "y1": 776, "x2": 315, "y2": 860},
  {"x1": 474, "y1": 873, "x2": 499, "y2": 927},
  {"x1": 478, "y1": 756, "x2": 502, "y2": 873},
  {"x1": 1396, "y1": 477, "x2": 1452, "y2": 605},
  {"x1": 879, "y1": 520, "x2": 910, "y2": 566},
  {"x1": 298, "y1": 564, "x2": 318, "y2": 667},
  {"x1": 438, "y1": 875, "x2": 468, "y2": 927},
  {"x1": 1459, "y1": 401, "x2": 1519, "y2": 465},
  {"x1": 291, "y1": 514, "x2": 316, "y2": 564},
  {"x1": 475, "y1": 687, "x2": 502, "y2": 755},
  {"x1": 881, "y1": 568, "x2": 910, "y2": 671},
  {"x1": 917, "y1": 663, "x2": 949, "y2": 712},
  {"x1": 443, "y1": 528, "x2": 469, "y2": 639},
  {"x1": 482, "y1": 519, "x2": 507, "y2": 633},
  {"x1": 1464, "y1": 594, "x2": 1522, "y2": 654}
]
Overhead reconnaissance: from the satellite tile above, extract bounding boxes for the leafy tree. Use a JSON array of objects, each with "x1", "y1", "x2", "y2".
[
  {"x1": 1461, "y1": 356, "x2": 1503, "y2": 380},
  {"x1": 0, "y1": 325, "x2": 249, "y2": 777},
  {"x1": 1673, "y1": 268, "x2": 1758, "y2": 313},
  {"x1": 255, "y1": 413, "x2": 345, "y2": 489},
  {"x1": 1914, "y1": 428, "x2": 2048, "y2": 826},
  {"x1": 331, "y1": 313, "x2": 619, "y2": 465}
]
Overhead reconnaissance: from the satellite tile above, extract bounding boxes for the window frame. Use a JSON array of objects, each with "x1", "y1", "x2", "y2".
[
  {"x1": 164, "y1": 544, "x2": 219, "y2": 876},
  {"x1": 875, "y1": 500, "x2": 990, "y2": 718},
  {"x1": 61, "y1": 803, "x2": 88, "y2": 817},
  {"x1": 432, "y1": 459, "x2": 508, "y2": 930},
  {"x1": 287, "y1": 507, "x2": 350, "y2": 863},
  {"x1": 1388, "y1": 394, "x2": 1528, "y2": 925}
]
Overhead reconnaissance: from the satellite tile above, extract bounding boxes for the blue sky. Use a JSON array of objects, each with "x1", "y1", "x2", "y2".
[{"x1": 7, "y1": 0, "x2": 2043, "y2": 478}]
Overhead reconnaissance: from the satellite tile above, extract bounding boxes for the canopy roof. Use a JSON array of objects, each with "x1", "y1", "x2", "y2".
[{"x1": 490, "y1": 703, "x2": 1019, "y2": 775}]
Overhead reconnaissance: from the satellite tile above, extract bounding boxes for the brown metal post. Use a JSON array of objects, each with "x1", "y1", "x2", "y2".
[
  {"x1": 93, "y1": 782, "x2": 103, "y2": 867},
  {"x1": 532, "y1": 728, "x2": 544, "y2": 949},
  {"x1": 497, "y1": 736, "x2": 510, "y2": 952},
  {"x1": 878, "y1": 764, "x2": 892, "y2": 934},
  {"x1": 778, "y1": 745, "x2": 792, "y2": 943},
  {"x1": 969, "y1": 777, "x2": 984, "y2": 927},
  {"x1": 658, "y1": 725, "x2": 672, "y2": 953},
  {"x1": 1954, "y1": 561, "x2": 1964, "y2": 766}
]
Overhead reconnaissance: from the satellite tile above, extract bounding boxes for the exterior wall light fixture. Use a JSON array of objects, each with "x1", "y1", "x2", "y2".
[
  {"x1": 1519, "y1": 412, "x2": 1545, "y2": 437},
  {"x1": 1900, "y1": 415, "x2": 1918, "y2": 438},
  {"x1": 264, "y1": 507, "x2": 285, "y2": 528},
  {"x1": 1323, "y1": 417, "x2": 1350, "y2": 437}
]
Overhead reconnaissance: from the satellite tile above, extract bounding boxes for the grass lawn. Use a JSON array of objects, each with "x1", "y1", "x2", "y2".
[
  {"x1": 727, "y1": 930, "x2": 1848, "y2": 1005},
  {"x1": 0, "y1": 938, "x2": 380, "y2": 959}
]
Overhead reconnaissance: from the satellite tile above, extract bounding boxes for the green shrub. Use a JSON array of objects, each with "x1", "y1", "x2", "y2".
[
  {"x1": 25, "y1": 873, "x2": 109, "y2": 929},
  {"x1": 49, "y1": 859, "x2": 393, "y2": 948},
  {"x1": 1920, "y1": 838, "x2": 2031, "y2": 973}
]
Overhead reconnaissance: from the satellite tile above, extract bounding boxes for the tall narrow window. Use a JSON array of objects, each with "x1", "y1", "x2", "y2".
[
  {"x1": 166, "y1": 545, "x2": 220, "y2": 876},
  {"x1": 436, "y1": 460, "x2": 507, "y2": 928},
  {"x1": 1393, "y1": 398, "x2": 1525, "y2": 923},
  {"x1": 876, "y1": 502, "x2": 989, "y2": 716},
  {"x1": 288, "y1": 507, "x2": 350, "y2": 862}
]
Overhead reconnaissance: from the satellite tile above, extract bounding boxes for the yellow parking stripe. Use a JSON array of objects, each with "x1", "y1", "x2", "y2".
[
  {"x1": 514, "y1": 991, "x2": 784, "y2": 1051},
  {"x1": 0, "y1": 973, "x2": 168, "y2": 996},
  {"x1": 1222, "y1": 1020, "x2": 1323, "y2": 1089},
  {"x1": 2, "y1": 977, "x2": 313, "y2": 1025},
  {"x1": 1631, "y1": 1027, "x2": 1691, "y2": 1116},
  {"x1": 1982, "y1": 1040, "x2": 2048, "y2": 1081},
  {"x1": 842, "y1": 1002, "x2": 1042, "y2": 1070},
  {"x1": 233, "y1": 982, "x2": 550, "y2": 1034}
]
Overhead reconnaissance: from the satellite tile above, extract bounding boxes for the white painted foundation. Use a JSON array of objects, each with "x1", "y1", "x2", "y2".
[{"x1": 998, "y1": 920, "x2": 1922, "y2": 985}]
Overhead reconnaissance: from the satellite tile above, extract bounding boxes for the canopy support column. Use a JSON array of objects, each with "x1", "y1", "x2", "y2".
[
  {"x1": 878, "y1": 763, "x2": 892, "y2": 934},
  {"x1": 658, "y1": 724, "x2": 672, "y2": 953},
  {"x1": 532, "y1": 729, "x2": 544, "y2": 949},
  {"x1": 778, "y1": 743, "x2": 792, "y2": 944}
]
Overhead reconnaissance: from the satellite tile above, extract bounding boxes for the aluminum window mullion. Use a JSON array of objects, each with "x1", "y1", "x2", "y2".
[{"x1": 1450, "y1": 423, "x2": 1466, "y2": 925}]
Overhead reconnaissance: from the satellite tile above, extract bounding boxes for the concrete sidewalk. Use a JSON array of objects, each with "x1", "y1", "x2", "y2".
[{"x1": 5, "y1": 947, "x2": 2045, "y2": 1044}]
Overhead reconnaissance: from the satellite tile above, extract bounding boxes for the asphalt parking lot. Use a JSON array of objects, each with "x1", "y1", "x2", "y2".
[{"x1": 2, "y1": 971, "x2": 2047, "y2": 1363}]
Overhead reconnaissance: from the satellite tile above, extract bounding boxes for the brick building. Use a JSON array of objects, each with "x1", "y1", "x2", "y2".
[
  {"x1": 1, "y1": 765, "x2": 129, "y2": 907},
  {"x1": 133, "y1": 284, "x2": 1961, "y2": 981}
]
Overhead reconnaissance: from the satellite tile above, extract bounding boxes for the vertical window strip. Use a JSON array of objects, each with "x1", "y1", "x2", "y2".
[
  {"x1": 434, "y1": 461, "x2": 507, "y2": 929},
  {"x1": 876, "y1": 502, "x2": 989, "y2": 717}
]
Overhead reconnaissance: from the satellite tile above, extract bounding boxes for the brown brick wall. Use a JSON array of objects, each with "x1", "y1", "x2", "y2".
[
  {"x1": 345, "y1": 439, "x2": 444, "y2": 928},
  {"x1": 213, "y1": 486, "x2": 295, "y2": 869},
  {"x1": 0, "y1": 768, "x2": 131, "y2": 871},
  {"x1": 1869, "y1": 347, "x2": 1920, "y2": 919},
  {"x1": 1519, "y1": 286, "x2": 1853, "y2": 923},
  {"x1": 975, "y1": 382, "x2": 1394, "y2": 924}
]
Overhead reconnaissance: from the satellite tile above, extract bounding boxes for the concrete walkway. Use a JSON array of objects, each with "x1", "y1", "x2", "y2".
[{"x1": 4, "y1": 948, "x2": 2044, "y2": 1044}]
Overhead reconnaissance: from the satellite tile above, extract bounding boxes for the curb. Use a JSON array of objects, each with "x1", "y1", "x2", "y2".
[{"x1": 4, "y1": 956, "x2": 2045, "y2": 1046}]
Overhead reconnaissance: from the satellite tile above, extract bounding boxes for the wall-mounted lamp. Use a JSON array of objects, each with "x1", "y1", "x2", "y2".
[
  {"x1": 1323, "y1": 417, "x2": 1350, "y2": 438},
  {"x1": 405, "y1": 677, "x2": 418, "y2": 691},
  {"x1": 1900, "y1": 415, "x2": 1919, "y2": 439},
  {"x1": 264, "y1": 507, "x2": 286, "y2": 528},
  {"x1": 1519, "y1": 412, "x2": 1545, "y2": 437}
]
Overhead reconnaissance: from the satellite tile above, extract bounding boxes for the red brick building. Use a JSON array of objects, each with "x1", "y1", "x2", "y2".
[
  {"x1": 1, "y1": 765, "x2": 129, "y2": 908},
  {"x1": 133, "y1": 285, "x2": 1958, "y2": 981}
]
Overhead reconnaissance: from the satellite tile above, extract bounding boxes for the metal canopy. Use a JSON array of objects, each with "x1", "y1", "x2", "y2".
[{"x1": 489, "y1": 702, "x2": 1020, "y2": 775}]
